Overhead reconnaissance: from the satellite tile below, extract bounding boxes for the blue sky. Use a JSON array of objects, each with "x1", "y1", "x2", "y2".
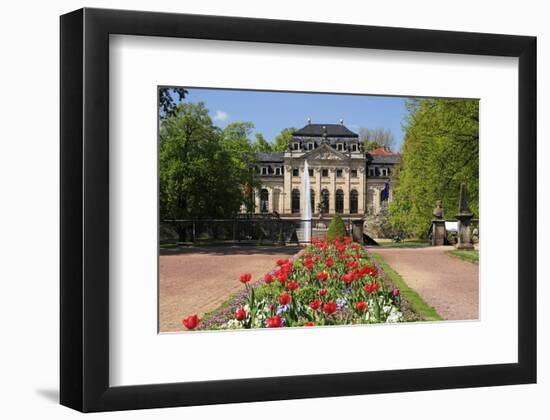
[{"x1": 182, "y1": 88, "x2": 410, "y2": 150}]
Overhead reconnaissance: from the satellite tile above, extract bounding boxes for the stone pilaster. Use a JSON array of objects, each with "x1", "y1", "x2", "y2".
[
  {"x1": 283, "y1": 164, "x2": 292, "y2": 213},
  {"x1": 329, "y1": 168, "x2": 336, "y2": 213}
]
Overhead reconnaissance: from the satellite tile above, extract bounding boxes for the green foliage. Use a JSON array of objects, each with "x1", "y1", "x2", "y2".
[
  {"x1": 159, "y1": 102, "x2": 260, "y2": 224},
  {"x1": 389, "y1": 99, "x2": 479, "y2": 238},
  {"x1": 326, "y1": 214, "x2": 348, "y2": 241},
  {"x1": 158, "y1": 87, "x2": 188, "y2": 119},
  {"x1": 272, "y1": 127, "x2": 295, "y2": 152},
  {"x1": 252, "y1": 133, "x2": 273, "y2": 152},
  {"x1": 445, "y1": 250, "x2": 479, "y2": 264}
]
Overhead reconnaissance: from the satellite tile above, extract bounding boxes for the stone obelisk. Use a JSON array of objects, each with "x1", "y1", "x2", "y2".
[{"x1": 455, "y1": 183, "x2": 474, "y2": 250}]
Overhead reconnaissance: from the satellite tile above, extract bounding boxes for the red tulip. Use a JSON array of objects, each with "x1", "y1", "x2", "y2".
[
  {"x1": 182, "y1": 314, "x2": 200, "y2": 330},
  {"x1": 318, "y1": 288, "x2": 327, "y2": 296},
  {"x1": 264, "y1": 273, "x2": 274, "y2": 284},
  {"x1": 235, "y1": 307, "x2": 247, "y2": 321},
  {"x1": 326, "y1": 257, "x2": 334, "y2": 268},
  {"x1": 309, "y1": 299, "x2": 321, "y2": 310},
  {"x1": 355, "y1": 301, "x2": 368, "y2": 312},
  {"x1": 267, "y1": 315, "x2": 283, "y2": 328},
  {"x1": 275, "y1": 269, "x2": 288, "y2": 284},
  {"x1": 341, "y1": 272, "x2": 355, "y2": 283},
  {"x1": 239, "y1": 273, "x2": 252, "y2": 284},
  {"x1": 323, "y1": 301, "x2": 337, "y2": 315},
  {"x1": 304, "y1": 322, "x2": 316, "y2": 327},
  {"x1": 276, "y1": 259, "x2": 289, "y2": 266},
  {"x1": 316, "y1": 271, "x2": 329, "y2": 281},
  {"x1": 278, "y1": 292, "x2": 291, "y2": 305},
  {"x1": 363, "y1": 283, "x2": 381, "y2": 294},
  {"x1": 287, "y1": 281, "x2": 300, "y2": 291},
  {"x1": 304, "y1": 259, "x2": 313, "y2": 270}
]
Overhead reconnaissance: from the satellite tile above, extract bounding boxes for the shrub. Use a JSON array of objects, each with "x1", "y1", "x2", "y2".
[{"x1": 326, "y1": 214, "x2": 348, "y2": 241}]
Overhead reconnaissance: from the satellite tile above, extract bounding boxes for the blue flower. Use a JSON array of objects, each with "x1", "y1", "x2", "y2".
[
  {"x1": 336, "y1": 297, "x2": 348, "y2": 310},
  {"x1": 276, "y1": 304, "x2": 290, "y2": 315}
]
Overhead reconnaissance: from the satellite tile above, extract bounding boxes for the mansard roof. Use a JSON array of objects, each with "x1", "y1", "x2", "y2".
[
  {"x1": 293, "y1": 123, "x2": 359, "y2": 138},
  {"x1": 368, "y1": 150, "x2": 399, "y2": 164},
  {"x1": 257, "y1": 152, "x2": 284, "y2": 162}
]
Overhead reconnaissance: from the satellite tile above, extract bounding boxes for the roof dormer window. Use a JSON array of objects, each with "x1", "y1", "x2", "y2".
[
  {"x1": 292, "y1": 142, "x2": 299, "y2": 151},
  {"x1": 337, "y1": 143, "x2": 343, "y2": 151}
]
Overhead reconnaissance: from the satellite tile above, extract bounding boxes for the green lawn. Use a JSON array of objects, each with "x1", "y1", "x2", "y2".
[
  {"x1": 445, "y1": 249, "x2": 479, "y2": 264},
  {"x1": 371, "y1": 252, "x2": 443, "y2": 322},
  {"x1": 377, "y1": 239, "x2": 431, "y2": 248}
]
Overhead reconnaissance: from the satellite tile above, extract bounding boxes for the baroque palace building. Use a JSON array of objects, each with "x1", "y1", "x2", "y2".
[{"x1": 254, "y1": 120, "x2": 399, "y2": 224}]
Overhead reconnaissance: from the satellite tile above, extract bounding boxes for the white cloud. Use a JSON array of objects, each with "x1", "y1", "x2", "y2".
[{"x1": 213, "y1": 110, "x2": 229, "y2": 122}]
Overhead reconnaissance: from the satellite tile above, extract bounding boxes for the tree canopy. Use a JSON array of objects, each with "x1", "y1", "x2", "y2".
[
  {"x1": 159, "y1": 102, "x2": 259, "y2": 222},
  {"x1": 272, "y1": 127, "x2": 295, "y2": 152},
  {"x1": 359, "y1": 127, "x2": 395, "y2": 151},
  {"x1": 389, "y1": 98, "x2": 479, "y2": 237}
]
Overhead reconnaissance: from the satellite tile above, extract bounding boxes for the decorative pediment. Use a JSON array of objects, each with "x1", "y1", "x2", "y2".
[{"x1": 301, "y1": 144, "x2": 347, "y2": 161}]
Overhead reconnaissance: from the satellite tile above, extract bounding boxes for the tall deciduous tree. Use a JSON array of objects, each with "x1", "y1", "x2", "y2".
[
  {"x1": 272, "y1": 127, "x2": 295, "y2": 152},
  {"x1": 159, "y1": 102, "x2": 256, "y2": 237},
  {"x1": 389, "y1": 98, "x2": 479, "y2": 237},
  {"x1": 359, "y1": 127, "x2": 395, "y2": 151},
  {"x1": 158, "y1": 87, "x2": 188, "y2": 119},
  {"x1": 252, "y1": 133, "x2": 273, "y2": 152}
]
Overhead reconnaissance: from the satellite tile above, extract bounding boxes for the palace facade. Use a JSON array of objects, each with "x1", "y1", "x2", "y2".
[{"x1": 254, "y1": 121, "x2": 399, "y2": 223}]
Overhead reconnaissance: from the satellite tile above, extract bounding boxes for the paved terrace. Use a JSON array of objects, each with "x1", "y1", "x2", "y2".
[{"x1": 159, "y1": 245, "x2": 299, "y2": 332}]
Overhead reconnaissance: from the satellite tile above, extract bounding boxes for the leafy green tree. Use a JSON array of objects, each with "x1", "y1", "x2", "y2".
[
  {"x1": 158, "y1": 87, "x2": 188, "y2": 119},
  {"x1": 252, "y1": 133, "x2": 273, "y2": 152},
  {"x1": 221, "y1": 122, "x2": 261, "y2": 212},
  {"x1": 272, "y1": 127, "x2": 295, "y2": 152},
  {"x1": 160, "y1": 102, "x2": 253, "y2": 241},
  {"x1": 389, "y1": 99, "x2": 479, "y2": 237},
  {"x1": 326, "y1": 214, "x2": 348, "y2": 241}
]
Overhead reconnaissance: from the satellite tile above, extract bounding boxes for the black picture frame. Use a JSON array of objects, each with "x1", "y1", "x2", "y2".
[{"x1": 60, "y1": 7, "x2": 537, "y2": 412}]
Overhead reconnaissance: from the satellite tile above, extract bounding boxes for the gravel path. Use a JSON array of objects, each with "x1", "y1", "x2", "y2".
[
  {"x1": 159, "y1": 246, "x2": 300, "y2": 332},
  {"x1": 371, "y1": 246, "x2": 479, "y2": 321}
]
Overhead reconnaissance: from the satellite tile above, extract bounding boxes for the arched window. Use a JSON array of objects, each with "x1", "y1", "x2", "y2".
[
  {"x1": 260, "y1": 189, "x2": 269, "y2": 213},
  {"x1": 321, "y1": 189, "x2": 329, "y2": 213},
  {"x1": 350, "y1": 190, "x2": 358, "y2": 214},
  {"x1": 336, "y1": 189, "x2": 344, "y2": 214},
  {"x1": 291, "y1": 189, "x2": 300, "y2": 214},
  {"x1": 310, "y1": 189, "x2": 315, "y2": 213}
]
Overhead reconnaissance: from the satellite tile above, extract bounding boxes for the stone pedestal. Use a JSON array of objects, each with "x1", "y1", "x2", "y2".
[
  {"x1": 431, "y1": 220, "x2": 446, "y2": 246},
  {"x1": 455, "y1": 215, "x2": 474, "y2": 250}
]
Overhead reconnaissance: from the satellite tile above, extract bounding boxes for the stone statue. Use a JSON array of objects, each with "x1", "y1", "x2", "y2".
[
  {"x1": 432, "y1": 200, "x2": 444, "y2": 220},
  {"x1": 431, "y1": 200, "x2": 446, "y2": 246}
]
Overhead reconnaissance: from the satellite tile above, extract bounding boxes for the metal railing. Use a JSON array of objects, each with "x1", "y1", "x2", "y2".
[{"x1": 160, "y1": 216, "x2": 363, "y2": 245}]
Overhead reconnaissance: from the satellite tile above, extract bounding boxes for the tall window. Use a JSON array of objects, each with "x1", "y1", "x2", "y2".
[
  {"x1": 336, "y1": 189, "x2": 344, "y2": 213},
  {"x1": 321, "y1": 189, "x2": 329, "y2": 213},
  {"x1": 310, "y1": 189, "x2": 315, "y2": 213},
  {"x1": 291, "y1": 189, "x2": 300, "y2": 214},
  {"x1": 321, "y1": 168, "x2": 328, "y2": 177},
  {"x1": 308, "y1": 168, "x2": 313, "y2": 176},
  {"x1": 292, "y1": 168, "x2": 299, "y2": 177},
  {"x1": 336, "y1": 169, "x2": 343, "y2": 177},
  {"x1": 350, "y1": 190, "x2": 358, "y2": 214},
  {"x1": 260, "y1": 189, "x2": 269, "y2": 213}
]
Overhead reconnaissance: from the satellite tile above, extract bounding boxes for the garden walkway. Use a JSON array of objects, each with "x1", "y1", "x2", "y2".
[
  {"x1": 372, "y1": 246, "x2": 479, "y2": 320},
  {"x1": 159, "y1": 245, "x2": 299, "y2": 332}
]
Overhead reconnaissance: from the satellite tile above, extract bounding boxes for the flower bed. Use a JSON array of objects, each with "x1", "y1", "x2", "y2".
[{"x1": 182, "y1": 236, "x2": 404, "y2": 331}]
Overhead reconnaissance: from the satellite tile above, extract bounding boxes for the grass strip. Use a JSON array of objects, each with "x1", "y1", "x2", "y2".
[
  {"x1": 445, "y1": 249, "x2": 479, "y2": 264},
  {"x1": 371, "y1": 252, "x2": 443, "y2": 322}
]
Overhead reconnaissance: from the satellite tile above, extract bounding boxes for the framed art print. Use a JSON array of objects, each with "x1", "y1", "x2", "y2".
[{"x1": 60, "y1": 8, "x2": 536, "y2": 412}]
